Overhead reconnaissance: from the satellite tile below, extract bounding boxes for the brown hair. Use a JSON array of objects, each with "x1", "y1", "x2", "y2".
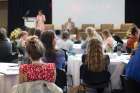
[
  {"x1": 62, "y1": 31, "x2": 70, "y2": 40},
  {"x1": 85, "y1": 27, "x2": 95, "y2": 39},
  {"x1": 40, "y1": 31, "x2": 56, "y2": 59},
  {"x1": 131, "y1": 26, "x2": 138, "y2": 36},
  {"x1": 102, "y1": 30, "x2": 111, "y2": 39},
  {"x1": 86, "y1": 39, "x2": 105, "y2": 72},
  {"x1": 26, "y1": 36, "x2": 45, "y2": 61},
  {"x1": 0, "y1": 27, "x2": 7, "y2": 40},
  {"x1": 19, "y1": 31, "x2": 28, "y2": 38}
]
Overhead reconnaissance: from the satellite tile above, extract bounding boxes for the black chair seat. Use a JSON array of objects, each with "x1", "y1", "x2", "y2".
[
  {"x1": 121, "y1": 75, "x2": 140, "y2": 93},
  {"x1": 55, "y1": 69, "x2": 67, "y2": 88}
]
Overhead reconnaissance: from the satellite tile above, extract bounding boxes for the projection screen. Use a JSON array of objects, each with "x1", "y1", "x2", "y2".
[{"x1": 52, "y1": 0, "x2": 125, "y2": 27}]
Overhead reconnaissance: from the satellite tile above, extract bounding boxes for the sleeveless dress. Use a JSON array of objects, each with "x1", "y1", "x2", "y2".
[{"x1": 20, "y1": 63, "x2": 56, "y2": 82}]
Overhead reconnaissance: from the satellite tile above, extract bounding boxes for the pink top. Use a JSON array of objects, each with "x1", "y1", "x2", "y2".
[
  {"x1": 20, "y1": 63, "x2": 56, "y2": 82},
  {"x1": 103, "y1": 36, "x2": 117, "y2": 51},
  {"x1": 36, "y1": 15, "x2": 46, "y2": 31},
  {"x1": 105, "y1": 37, "x2": 114, "y2": 48}
]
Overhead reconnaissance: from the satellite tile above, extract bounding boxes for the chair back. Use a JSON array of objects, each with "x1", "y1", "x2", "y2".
[
  {"x1": 81, "y1": 24, "x2": 95, "y2": 31},
  {"x1": 101, "y1": 24, "x2": 114, "y2": 30},
  {"x1": 55, "y1": 69, "x2": 67, "y2": 88},
  {"x1": 44, "y1": 24, "x2": 54, "y2": 31},
  {"x1": 61, "y1": 49, "x2": 68, "y2": 62},
  {"x1": 12, "y1": 80, "x2": 63, "y2": 93},
  {"x1": 120, "y1": 23, "x2": 134, "y2": 31},
  {"x1": 121, "y1": 75, "x2": 140, "y2": 93}
]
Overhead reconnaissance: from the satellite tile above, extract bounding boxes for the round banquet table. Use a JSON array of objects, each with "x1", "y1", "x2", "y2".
[{"x1": 0, "y1": 63, "x2": 19, "y2": 93}]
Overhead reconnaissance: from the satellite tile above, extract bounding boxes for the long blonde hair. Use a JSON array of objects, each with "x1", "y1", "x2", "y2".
[{"x1": 86, "y1": 39, "x2": 105, "y2": 72}]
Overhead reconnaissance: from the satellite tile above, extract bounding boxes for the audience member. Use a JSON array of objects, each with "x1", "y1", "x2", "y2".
[
  {"x1": 81, "y1": 27, "x2": 103, "y2": 51},
  {"x1": 41, "y1": 31, "x2": 66, "y2": 70},
  {"x1": 102, "y1": 30, "x2": 117, "y2": 52},
  {"x1": 55, "y1": 30, "x2": 62, "y2": 48},
  {"x1": 55, "y1": 30, "x2": 61, "y2": 39},
  {"x1": 19, "y1": 36, "x2": 56, "y2": 83},
  {"x1": 57, "y1": 31, "x2": 73, "y2": 52},
  {"x1": 81, "y1": 33, "x2": 88, "y2": 44},
  {"x1": 28, "y1": 28, "x2": 36, "y2": 36},
  {"x1": 80, "y1": 39, "x2": 110, "y2": 93},
  {"x1": 0, "y1": 27, "x2": 17, "y2": 62},
  {"x1": 35, "y1": 29, "x2": 41, "y2": 38},
  {"x1": 126, "y1": 26, "x2": 139, "y2": 53},
  {"x1": 113, "y1": 34, "x2": 123, "y2": 45},
  {"x1": 17, "y1": 31, "x2": 28, "y2": 55},
  {"x1": 125, "y1": 32, "x2": 140, "y2": 83},
  {"x1": 112, "y1": 34, "x2": 124, "y2": 52},
  {"x1": 0, "y1": 27, "x2": 10, "y2": 42}
]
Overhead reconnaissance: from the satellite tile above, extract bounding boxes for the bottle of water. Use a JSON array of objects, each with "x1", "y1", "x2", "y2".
[
  {"x1": 117, "y1": 43, "x2": 122, "y2": 56},
  {"x1": 18, "y1": 54, "x2": 23, "y2": 65}
]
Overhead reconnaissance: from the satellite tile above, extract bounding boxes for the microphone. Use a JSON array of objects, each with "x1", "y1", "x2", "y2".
[
  {"x1": 22, "y1": 10, "x2": 30, "y2": 20},
  {"x1": 25, "y1": 10, "x2": 30, "y2": 17}
]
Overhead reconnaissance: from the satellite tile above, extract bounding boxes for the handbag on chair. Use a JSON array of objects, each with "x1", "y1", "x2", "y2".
[
  {"x1": 77, "y1": 84, "x2": 86, "y2": 93},
  {"x1": 68, "y1": 84, "x2": 87, "y2": 93}
]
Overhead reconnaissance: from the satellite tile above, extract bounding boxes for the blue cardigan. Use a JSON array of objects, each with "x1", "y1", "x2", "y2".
[{"x1": 126, "y1": 44, "x2": 140, "y2": 83}]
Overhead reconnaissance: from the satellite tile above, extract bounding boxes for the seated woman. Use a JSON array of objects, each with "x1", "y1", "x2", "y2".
[
  {"x1": 112, "y1": 34, "x2": 124, "y2": 52},
  {"x1": 57, "y1": 31, "x2": 74, "y2": 52},
  {"x1": 126, "y1": 26, "x2": 138, "y2": 53},
  {"x1": 19, "y1": 36, "x2": 56, "y2": 83},
  {"x1": 0, "y1": 27, "x2": 17, "y2": 62},
  {"x1": 81, "y1": 27, "x2": 103, "y2": 52},
  {"x1": 125, "y1": 33, "x2": 140, "y2": 84},
  {"x1": 40, "y1": 31, "x2": 66, "y2": 70},
  {"x1": 80, "y1": 39, "x2": 110, "y2": 93},
  {"x1": 102, "y1": 30, "x2": 117, "y2": 52},
  {"x1": 17, "y1": 31, "x2": 28, "y2": 55}
]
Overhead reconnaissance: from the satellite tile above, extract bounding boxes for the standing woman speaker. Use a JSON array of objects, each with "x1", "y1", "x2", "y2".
[{"x1": 36, "y1": 10, "x2": 46, "y2": 32}]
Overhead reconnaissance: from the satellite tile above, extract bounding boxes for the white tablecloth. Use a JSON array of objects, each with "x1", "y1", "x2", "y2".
[
  {"x1": 0, "y1": 63, "x2": 19, "y2": 93},
  {"x1": 67, "y1": 53, "x2": 130, "y2": 90}
]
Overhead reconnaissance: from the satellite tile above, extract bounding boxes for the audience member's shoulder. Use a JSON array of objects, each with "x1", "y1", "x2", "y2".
[
  {"x1": 43, "y1": 63, "x2": 56, "y2": 69},
  {"x1": 56, "y1": 49, "x2": 65, "y2": 54},
  {"x1": 19, "y1": 64, "x2": 29, "y2": 71}
]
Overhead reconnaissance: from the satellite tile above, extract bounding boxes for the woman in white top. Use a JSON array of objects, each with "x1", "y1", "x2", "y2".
[
  {"x1": 81, "y1": 27, "x2": 103, "y2": 51},
  {"x1": 102, "y1": 30, "x2": 117, "y2": 52}
]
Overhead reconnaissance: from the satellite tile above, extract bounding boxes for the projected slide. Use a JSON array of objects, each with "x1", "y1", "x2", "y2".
[{"x1": 52, "y1": 0, "x2": 125, "y2": 27}]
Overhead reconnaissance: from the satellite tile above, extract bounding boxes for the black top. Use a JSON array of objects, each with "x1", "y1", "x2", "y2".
[
  {"x1": 80, "y1": 65, "x2": 110, "y2": 86},
  {"x1": 0, "y1": 40, "x2": 17, "y2": 62},
  {"x1": 80, "y1": 54, "x2": 111, "y2": 86},
  {"x1": 0, "y1": 40, "x2": 12, "y2": 59}
]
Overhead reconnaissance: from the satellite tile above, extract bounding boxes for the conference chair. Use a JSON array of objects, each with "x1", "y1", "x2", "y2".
[
  {"x1": 120, "y1": 75, "x2": 140, "y2": 93},
  {"x1": 81, "y1": 24, "x2": 95, "y2": 31},
  {"x1": 101, "y1": 24, "x2": 114, "y2": 31},
  {"x1": 120, "y1": 23, "x2": 134, "y2": 32},
  {"x1": 55, "y1": 68, "x2": 67, "y2": 93},
  {"x1": 12, "y1": 80, "x2": 63, "y2": 93},
  {"x1": 44, "y1": 24, "x2": 54, "y2": 31}
]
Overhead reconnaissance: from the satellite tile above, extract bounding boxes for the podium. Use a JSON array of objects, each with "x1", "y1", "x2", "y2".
[{"x1": 24, "y1": 17, "x2": 36, "y2": 28}]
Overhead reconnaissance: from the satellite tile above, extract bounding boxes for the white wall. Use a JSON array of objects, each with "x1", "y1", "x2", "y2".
[{"x1": 52, "y1": 0, "x2": 125, "y2": 28}]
